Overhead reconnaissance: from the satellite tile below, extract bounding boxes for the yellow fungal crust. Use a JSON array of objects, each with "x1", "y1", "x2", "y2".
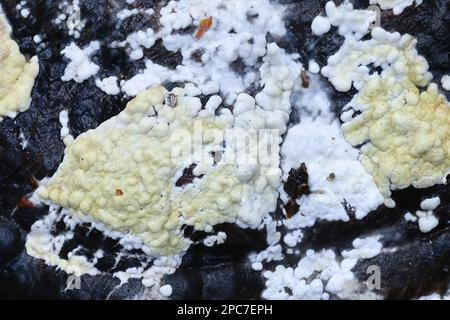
[
  {"x1": 38, "y1": 86, "x2": 279, "y2": 256},
  {"x1": 0, "y1": 14, "x2": 39, "y2": 120},
  {"x1": 324, "y1": 28, "x2": 450, "y2": 207},
  {"x1": 344, "y1": 82, "x2": 450, "y2": 207}
]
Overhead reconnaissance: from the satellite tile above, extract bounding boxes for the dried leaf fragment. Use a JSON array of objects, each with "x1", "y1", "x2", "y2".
[{"x1": 195, "y1": 16, "x2": 213, "y2": 40}]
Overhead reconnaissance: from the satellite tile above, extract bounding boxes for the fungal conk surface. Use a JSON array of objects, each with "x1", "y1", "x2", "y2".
[{"x1": 0, "y1": 12, "x2": 39, "y2": 120}]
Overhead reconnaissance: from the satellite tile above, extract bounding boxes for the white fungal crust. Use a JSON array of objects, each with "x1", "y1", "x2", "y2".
[
  {"x1": 323, "y1": 26, "x2": 450, "y2": 207},
  {"x1": 262, "y1": 236, "x2": 383, "y2": 300},
  {"x1": 281, "y1": 118, "x2": 384, "y2": 225},
  {"x1": 0, "y1": 14, "x2": 39, "y2": 120},
  {"x1": 370, "y1": 0, "x2": 424, "y2": 15},
  {"x1": 442, "y1": 75, "x2": 450, "y2": 91},
  {"x1": 119, "y1": 0, "x2": 288, "y2": 102},
  {"x1": 25, "y1": 205, "x2": 100, "y2": 277},
  {"x1": 61, "y1": 41, "x2": 100, "y2": 83},
  {"x1": 311, "y1": 1, "x2": 376, "y2": 39}
]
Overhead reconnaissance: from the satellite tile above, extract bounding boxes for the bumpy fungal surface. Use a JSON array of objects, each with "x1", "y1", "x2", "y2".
[
  {"x1": 323, "y1": 27, "x2": 450, "y2": 207},
  {"x1": 37, "y1": 86, "x2": 281, "y2": 256},
  {"x1": 312, "y1": 1, "x2": 376, "y2": 40},
  {"x1": 345, "y1": 82, "x2": 450, "y2": 207},
  {"x1": 321, "y1": 28, "x2": 432, "y2": 92},
  {"x1": 0, "y1": 14, "x2": 39, "y2": 120}
]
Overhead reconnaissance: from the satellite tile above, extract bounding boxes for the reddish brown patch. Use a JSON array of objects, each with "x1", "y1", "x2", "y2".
[
  {"x1": 195, "y1": 16, "x2": 213, "y2": 40},
  {"x1": 17, "y1": 197, "x2": 34, "y2": 209},
  {"x1": 30, "y1": 176, "x2": 39, "y2": 189},
  {"x1": 300, "y1": 69, "x2": 310, "y2": 88},
  {"x1": 115, "y1": 189, "x2": 124, "y2": 196},
  {"x1": 284, "y1": 199, "x2": 300, "y2": 219}
]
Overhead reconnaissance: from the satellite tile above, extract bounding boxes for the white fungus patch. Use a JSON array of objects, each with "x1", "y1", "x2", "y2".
[
  {"x1": 281, "y1": 118, "x2": 383, "y2": 227},
  {"x1": 441, "y1": 75, "x2": 450, "y2": 91},
  {"x1": 402, "y1": 197, "x2": 441, "y2": 232},
  {"x1": 249, "y1": 215, "x2": 286, "y2": 267},
  {"x1": 20, "y1": 8, "x2": 30, "y2": 18},
  {"x1": 16, "y1": 1, "x2": 31, "y2": 18},
  {"x1": 26, "y1": 203, "x2": 184, "y2": 294},
  {"x1": 117, "y1": 7, "x2": 154, "y2": 21},
  {"x1": 283, "y1": 230, "x2": 303, "y2": 248},
  {"x1": 312, "y1": 1, "x2": 376, "y2": 40},
  {"x1": 419, "y1": 288, "x2": 450, "y2": 300},
  {"x1": 292, "y1": 75, "x2": 334, "y2": 121},
  {"x1": 159, "y1": 284, "x2": 173, "y2": 297},
  {"x1": 420, "y1": 197, "x2": 441, "y2": 211},
  {"x1": 308, "y1": 60, "x2": 320, "y2": 74},
  {"x1": 26, "y1": 205, "x2": 100, "y2": 277},
  {"x1": 311, "y1": 15, "x2": 331, "y2": 36},
  {"x1": 54, "y1": 0, "x2": 86, "y2": 39},
  {"x1": 120, "y1": 0, "x2": 288, "y2": 103},
  {"x1": 61, "y1": 41, "x2": 100, "y2": 83},
  {"x1": 414, "y1": 196, "x2": 441, "y2": 233},
  {"x1": 280, "y1": 77, "x2": 383, "y2": 226},
  {"x1": 58, "y1": 109, "x2": 71, "y2": 142},
  {"x1": 370, "y1": 0, "x2": 424, "y2": 15},
  {"x1": 33, "y1": 34, "x2": 42, "y2": 43},
  {"x1": 262, "y1": 236, "x2": 383, "y2": 300},
  {"x1": 18, "y1": 131, "x2": 28, "y2": 149},
  {"x1": 416, "y1": 211, "x2": 439, "y2": 233},
  {"x1": 95, "y1": 76, "x2": 120, "y2": 95},
  {"x1": 203, "y1": 232, "x2": 227, "y2": 247},
  {"x1": 250, "y1": 244, "x2": 284, "y2": 265},
  {"x1": 404, "y1": 212, "x2": 418, "y2": 222},
  {"x1": 122, "y1": 28, "x2": 157, "y2": 61},
  {"x1": 251, "y1": 262, "x2": 263, "y2": 271}
]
